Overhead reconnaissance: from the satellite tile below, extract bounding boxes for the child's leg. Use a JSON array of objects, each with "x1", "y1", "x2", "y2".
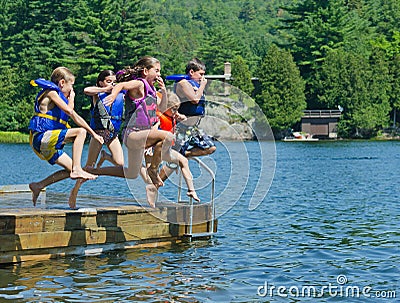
[
  {"x1": 159, "y1": 164, "x2": 174, "y2": 182},
  {"x1": 29, "y1": 168, "x2": 70, "y2": 206},
  {"x1": 185, "y1": 145, "x2": 217, "y2": 157},
  {"x1": 145, "y1": 180, "x2": 158, "y2": 208},
  {"x1": 64, "y1": 128, "x2": 97, "y2": 180},
  {"x1": 97, "y1": 138, "x2": 124, "y2": 168},
  {"x1": 70, "y1": 136, "x2": 124, "y2": 209},
  {"x1": 123, "y1": 130, "x2": 147, "y2": 179},
  {"x1": 96, "y1": 150, "x2": 110, "y2": 168},
  {"x1": 68, "y1": 179, "x2": 86, "y2": 209},
  {"x1": 86, "y1": 137, "x2": 103, "y2": 168},
  {"x1": 138, "y1": 159, "x2": 158, "y2": 208},
  {"x1": 145, "y1": 129, "x2": 175, "y2": 187},
  {"x1": 69, "y1": 136, "x2": 103, "y2": 209},
  {"x1": 147, "y1": 141, "x2": 164, "y2": 188},
  {"x1": 172, "y1": 151, "x2": 200, "y2": 202}
]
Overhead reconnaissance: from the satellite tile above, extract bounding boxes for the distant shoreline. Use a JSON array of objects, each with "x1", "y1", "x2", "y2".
[
  {"x1": 0, "y1": 131, "x2": 30, "y2": 144},
  {"x1": 0, "y1": 131, "x2": 399, "y2": 144}
]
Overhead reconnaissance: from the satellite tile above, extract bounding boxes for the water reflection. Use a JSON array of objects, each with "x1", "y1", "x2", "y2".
[
  {"x1": 0, "y1": 141, "x2": 399, "y2": 302},
  {"x1": 0, "y1": 241, "x2": 223, "y2": 302}
]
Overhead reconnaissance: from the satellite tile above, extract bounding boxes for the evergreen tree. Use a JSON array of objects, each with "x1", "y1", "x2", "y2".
[
  {"x1": 196, "y1": 26, "x2": 241, "y2": 74},
  {"x1": 281, "y1": 0, "x2": 371, "y2": 107},
  {"x1": 319, "y1": 48, "x2": 390, "y2": 137},
  {"x1": 355, "y1": 48, "x2": 391, "y2": 135},
  {"x1": 0, "y1": 66, "x2": 31, "y2": 132},
  {"x1": 239, "y1": 1, "x2": 257, "y2": 22},
  {"x1": 231, "y1": 55, "x2": 254, "y2": 96},
  {"x1": 0, "y1": 0, "x2": 399, "y2": 137},
  {"x1": 390, "y1": 53, "x2": 400, "y2": 126},
  {"x1": 107, "y1": 0, "x2": 155, "y2": 68},
  {"x1": 255, "y1": 44, "x2": 306, "y2": 134}
]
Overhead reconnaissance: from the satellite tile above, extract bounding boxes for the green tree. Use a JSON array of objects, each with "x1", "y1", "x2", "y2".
[
  {"x1": 102, "y1": 0, "x2": 156, "y2": 68},
  {"x1": 281, "y1": 0, "x2": 371, "y2": 107},
  {"x1": 196, "y1": 26, "x2": 242, "y2": 74},
  {"x1": 390, "y1": 53, "x2": 400, "y2": 126},
  {"x1": 318, "y1": 48, "x2": 390, "y2": 137},
  {"x1": 239, "y1": 1, "x2": 257, "y2": 22},
  {"x1": 357, "y1": 48, "x2": 391, "y2": 135},
  {"x1": 255, "y1": 44, "x2": 306, "y2": 135},
  {"x1": 231, "y1": 55, "x2": 254, "y2": 96},
  {"x1": 0, "y1": 66, "x2": 31, "y2": 131}
]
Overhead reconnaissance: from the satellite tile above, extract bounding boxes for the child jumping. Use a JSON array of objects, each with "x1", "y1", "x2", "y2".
[
  {"x1": 28, "y1": 67, "x2": 104, "y2": 206},
  {"x1": 156, "y1": 92, "x2": 200, "y2": 203},
  {"x1": 69, "y1": 70, "x2": 125, "y2": 208}
]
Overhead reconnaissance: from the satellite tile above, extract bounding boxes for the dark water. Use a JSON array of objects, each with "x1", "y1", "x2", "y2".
[{"x1": 0, "y1": 141, "x2": 399, "y2": 302}]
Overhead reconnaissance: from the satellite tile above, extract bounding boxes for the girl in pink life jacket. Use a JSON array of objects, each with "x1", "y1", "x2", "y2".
[{"x1": 91, "y1": 56, "x2": 176, "y2": 208}]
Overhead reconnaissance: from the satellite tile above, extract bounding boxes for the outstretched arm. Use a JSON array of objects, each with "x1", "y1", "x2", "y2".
[
  {"x1": 84, "y1": 85, "x2": 113, "y2": 96},
  {"x1": 48, "y1": 90, "x2": 104, "y2": 145},
  {"x1": 104, "y1": 80, "x2": 143, "y2": 106},
  {"x1": 69, "y1": 111, "x2": 104, "y2": 145}
]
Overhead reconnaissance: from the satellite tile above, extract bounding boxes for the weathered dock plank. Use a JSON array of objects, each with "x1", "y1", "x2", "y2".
[{"x1": 0, "y1": 189, "x2": 217, "y2": 264}]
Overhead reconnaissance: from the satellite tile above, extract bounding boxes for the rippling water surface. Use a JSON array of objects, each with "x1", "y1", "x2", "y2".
[{"x1": 0, "y1": 141, "x2": 399, "y2": 302}]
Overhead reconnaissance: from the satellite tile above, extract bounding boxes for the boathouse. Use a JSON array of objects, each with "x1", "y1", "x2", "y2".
[{"x1": 301, "y1": 109, "x2": 342, "y2": 139}]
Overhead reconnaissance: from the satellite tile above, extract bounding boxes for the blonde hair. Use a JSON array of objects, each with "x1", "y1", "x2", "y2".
[
  {"x1": 167, "y1": 92, "x2": 181, "y2": 109},
  {"x1": 51, "y1": 67, "x2": 75, "y2": 85}
]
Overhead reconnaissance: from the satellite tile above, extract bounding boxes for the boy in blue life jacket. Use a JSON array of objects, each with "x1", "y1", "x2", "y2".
[
  {"x1": 28, "y1": 67, "x2": 104, "y2": 206},
  {"x1": 173, "y1": 58, "x2": 216, "y2": 157}
]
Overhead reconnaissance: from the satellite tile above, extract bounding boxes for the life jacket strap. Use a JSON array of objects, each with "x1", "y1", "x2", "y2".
[{"x1": 35, "y1": 113, "x2": 71, "y2": 128}]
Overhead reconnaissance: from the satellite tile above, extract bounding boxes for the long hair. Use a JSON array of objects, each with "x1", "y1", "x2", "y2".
[{"x1": 116, "y1": 56, "x2": 160, "y2": 83}]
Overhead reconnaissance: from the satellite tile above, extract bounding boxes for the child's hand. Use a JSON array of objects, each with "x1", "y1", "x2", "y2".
[
  {"x1": 200, "y1": 75, "x2": 207, "y2": 87},
  {"x1": 93, "y1": 133, "x2": 104, "y2": 145},
  {"x1": 155, "y1": 76, "x2": 165, "y2": 90},
  {"x1": 104, "y1": 94, "x2": 116, "y2": 106},
  {"x1": 68, "y1": 88, "x2": 75, "y2": 101},
  {"x1": 175, "y1": 113, "x2": 187, "y2": 122},
  {"x1": 103, "y1": 86, "x2": 113, "y2": 93}
]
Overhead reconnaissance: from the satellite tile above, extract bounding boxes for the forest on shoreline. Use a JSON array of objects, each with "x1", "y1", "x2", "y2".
[{"x1": 1, "y1": 0, "x2": 400, "y2": 139}]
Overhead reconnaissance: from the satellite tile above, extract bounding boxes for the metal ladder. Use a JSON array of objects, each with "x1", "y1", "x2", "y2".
[{"x1": 176, "y1": 157, "x2": 215, "y2": 240}]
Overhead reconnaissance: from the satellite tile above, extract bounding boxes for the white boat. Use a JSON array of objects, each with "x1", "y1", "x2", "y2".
[{"x1": 283, "y1": 132, "x2": 319, "y2": 142}]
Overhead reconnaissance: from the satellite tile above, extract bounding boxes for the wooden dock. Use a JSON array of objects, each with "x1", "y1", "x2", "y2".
[{"x1": 0, "y1": 185, "x2": 217, "y2": 264}]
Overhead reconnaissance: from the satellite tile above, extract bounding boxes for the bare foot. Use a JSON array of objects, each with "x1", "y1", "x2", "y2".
[
  {"x1": 187, "y1": 190, "x2": 200, "y2": 202},
  {"x1": 29, "y1": 182, "x2": 43, "y2": 207},
  {"x1": 70, "y1": 169, "x2": 97, "y2": 180},
  {"x1": 96, "y1": 150, "x2": 107, "y2": 168},
  {"x1": 145, "y1": 184, "x2": 158, "y2": 208},
  {"x1": 147, "y1": 167, "x2": 164, "y2": 188},
  {"x1": 69, "y1": 179, "x2": 87, "y2": 209}
]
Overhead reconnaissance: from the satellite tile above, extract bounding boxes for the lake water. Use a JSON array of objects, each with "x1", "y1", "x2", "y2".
[{"x1": 0, "y1": 141, "x2": 398, "y2": 302}]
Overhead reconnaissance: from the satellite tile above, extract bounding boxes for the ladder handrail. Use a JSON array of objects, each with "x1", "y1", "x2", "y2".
[{"x1": 176, "y1": 157, "x2": 215, "y2": 237}]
